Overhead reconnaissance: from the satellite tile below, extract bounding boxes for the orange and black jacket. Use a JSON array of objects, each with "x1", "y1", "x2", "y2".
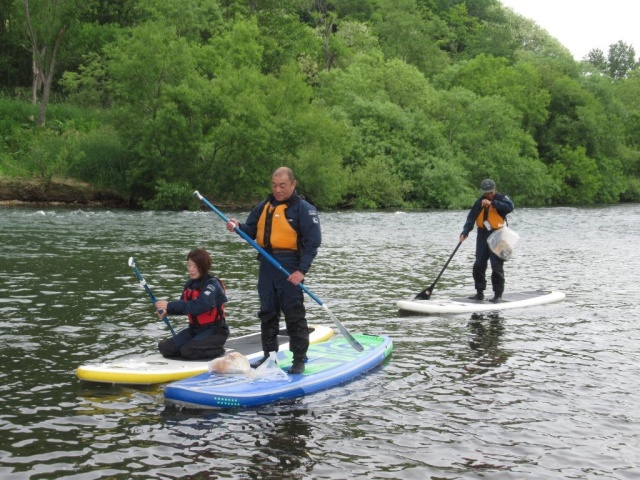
[
  {"x1": 461, "y1": 192, "x2": 515, "y2": 237},
  {"x1": 166, "y1": 273, "x2": 227, "y2": 326},
  {"x1": 239, "y1": 192, "x2": 321, "y2": 274}
]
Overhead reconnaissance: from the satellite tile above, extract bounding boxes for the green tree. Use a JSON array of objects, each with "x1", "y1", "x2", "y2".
[
  {"x1": 585, "y1": 48, "x2": 607, "y2": 71},
  {"x1": 0, "y1": 0, "x2": 31, "y2": 89},
  {"x1": 497, "y1": 6, "x2": 571, "y2": 60},
  {"x1": 20, "y1": 0, "x2": 89, "y2": 125},
  {"x1": 535, "y1": 73, "x2": 628, "y2": 204},
  {"x1": 81, "y1": 0, "x2": 143, "y2": 26},
  {"x1": 348, "y1": 156, "x2": 408, "y2": 209},
  {"x1": 329, "y1": 20, "x2": 380, "y2": 72},
  {"x1": 332, "y1": 0, "x2": 376, "y2": 22},
  {"x1": 372, "y1": 0, "x2": 449, "y2": 77},
  {"x1": 200, "y1": 58, "x2": 350, "y2": 208},
  {"x1": 434, "y1": 86, "x2": 554, "y2": 205},
  {"x1": 466, "y1": 4, "x2": 519, "y2": 61},
  {"x1": 255, "y1": 6, "x2": 319, "y2": 75},
  {"x1": 436, "y1": 3, "x2": 481, "y2": 57},
  {"x1": 104, "y1": 21, "x2": 201, "y2": 196},
  {"x1": 549, "y1": 146, "x2": 600, "y2": 204},
  {"x1": 607, "y1": 40, "x2": 637, "y2": 79},
  {"x1": 97, "y1": 15, "x2": 351, "y2": 207},
  {"x1": 615, "y1": 72, "x2": 640, "y2": 153},
  {"x1": 435, "y1": 54, "x2": 550, "y2": 133},
  {"x1": 134, "y1": 0, "x2": 223, "y2": 42}
]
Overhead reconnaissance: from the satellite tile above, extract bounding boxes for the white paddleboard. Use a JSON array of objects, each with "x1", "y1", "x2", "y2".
[
  {"x1": 397, "y1": 290, "x2": 565, "y2": 315},
  {"x1": 76, "y1": 325, "x2": 334, "y2": 385}
]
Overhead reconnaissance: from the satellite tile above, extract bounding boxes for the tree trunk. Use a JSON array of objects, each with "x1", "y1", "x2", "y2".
[
  {"x1": 22, "y1": 0, "x2": 67, "y2": 126},
  {"x1": 31, "y1": 47, "x2": 45, "y2": 105},
  {"x1": 36, "y1": 25, "x2": 66, "y2": 126},
  {"x1": 315, "y1": 0, "x2": 336, "y2": 71}
]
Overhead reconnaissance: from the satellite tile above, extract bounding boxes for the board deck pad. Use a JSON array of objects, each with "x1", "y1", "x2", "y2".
[
  {"x1": 397, "y1": 290, "x2": 565, "y2": 315},
  {"x1": 76, "y1": 325, "x2": 334, "y2": 385},
  {"x1": 163, "y1": 333, "x2": 393, "y2": 409}
]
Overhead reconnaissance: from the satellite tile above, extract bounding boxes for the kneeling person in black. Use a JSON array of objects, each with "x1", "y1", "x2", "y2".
[{"x1": 155, "y1": 248, "x2": 229, "y2": 360}]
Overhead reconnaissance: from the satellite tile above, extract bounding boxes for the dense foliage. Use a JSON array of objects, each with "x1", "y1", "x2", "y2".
[{"x1": 1, "y1": 0, "x2": 639, "y2": 209}]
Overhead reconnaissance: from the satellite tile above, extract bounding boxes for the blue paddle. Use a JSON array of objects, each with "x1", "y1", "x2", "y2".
[
  {"x1": 128, "y1": 257, "x2": 177, "y2": 337},
  {"x1": 193, "y1": 190, "x2": 363, "y2": 352}
]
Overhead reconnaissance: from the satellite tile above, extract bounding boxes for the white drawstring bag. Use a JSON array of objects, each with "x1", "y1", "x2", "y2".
[{"x1": 488, "y1": 226, "x2": 519, "y2": 261}]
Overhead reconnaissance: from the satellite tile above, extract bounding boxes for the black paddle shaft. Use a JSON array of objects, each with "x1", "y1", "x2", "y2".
[{"x1": 414, "y1": 241, "x2": 462, "y2": 300}]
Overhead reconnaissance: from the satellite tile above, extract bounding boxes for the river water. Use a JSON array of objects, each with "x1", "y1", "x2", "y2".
[{"x1": 0, "y1": 204, "x2": 639, "y2": 479}]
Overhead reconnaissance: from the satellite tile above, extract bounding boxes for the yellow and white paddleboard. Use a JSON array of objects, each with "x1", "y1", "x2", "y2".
[{"x1": 76, "y1": 325, "x2": 334, "y2": 385}]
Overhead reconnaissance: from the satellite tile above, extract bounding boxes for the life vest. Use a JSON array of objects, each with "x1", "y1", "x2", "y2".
[
  {"x1": 476, "y1": 205, "x2": 505, "y2": 230},
  {"x1": 182, "y1": 277, "x2": 225, "y2": 326},
  {"x1": 256, "y1": 203, "x2": 298, "y2": 251}
]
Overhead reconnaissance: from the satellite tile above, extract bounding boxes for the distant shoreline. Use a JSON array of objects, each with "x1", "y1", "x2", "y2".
[{"x1": 0, "y1": 176, "x2": 130, "y2": 208}]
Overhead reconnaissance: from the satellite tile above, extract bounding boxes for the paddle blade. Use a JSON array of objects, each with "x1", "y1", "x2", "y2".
[
  {"x1": 413, "y1": 241, "x2": 462, "y2": 301},
  {"x1": 128, "y1": 257, "x2": 135, "y2": 268},
  {"x1": 414, "y1": 287, "x2": 432, "y2": 300},
  {"x1": 323, "y1": 304, "x2": 363, "y2": 352}
]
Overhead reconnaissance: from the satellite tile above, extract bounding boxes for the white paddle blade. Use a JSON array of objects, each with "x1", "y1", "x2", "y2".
[{"x1": 128, "y1": 257, "x2": 135, "y2": 267}]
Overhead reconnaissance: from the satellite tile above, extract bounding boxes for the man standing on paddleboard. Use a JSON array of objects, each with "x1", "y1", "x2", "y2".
[
  {"x1": 226, "y1": 167, "x2": 321, "y2": 374},
  {"x1": 459, "y1": 179, "x2": 514, "y2": 303}
]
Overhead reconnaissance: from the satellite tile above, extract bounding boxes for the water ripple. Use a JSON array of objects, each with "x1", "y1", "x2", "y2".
[{"x1": 1, "y1": 206, "x2": 640, "y2": 478}]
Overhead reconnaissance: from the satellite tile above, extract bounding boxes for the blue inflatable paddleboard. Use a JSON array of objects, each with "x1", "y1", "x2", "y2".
[{"x1": 163, "y1": 334, "x2": 393, "y2": 409}]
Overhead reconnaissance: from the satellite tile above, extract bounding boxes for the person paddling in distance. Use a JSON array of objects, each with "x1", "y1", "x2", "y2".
[
  {"x1": 459, "y1": 179, "x2": 515, "y2": 303},
  {"x1": 154, "y1": 248, "x2": 230, "y2": 360},
  {"x1": 226, "y1": 166, "x2": 321, "y2": 374}
]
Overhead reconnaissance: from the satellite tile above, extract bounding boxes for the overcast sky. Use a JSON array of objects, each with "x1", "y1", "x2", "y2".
[{"x1": 499, "y1": 0, "x2": 640, "y2": 60}]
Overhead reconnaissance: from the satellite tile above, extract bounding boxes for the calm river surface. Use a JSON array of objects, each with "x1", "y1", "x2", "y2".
[{"x1": 1, "y1": 204, "x2": 639, "y2": 479}]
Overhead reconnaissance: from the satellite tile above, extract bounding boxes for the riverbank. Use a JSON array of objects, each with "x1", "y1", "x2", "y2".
[{"x1": 0, "y1": 176, "x2": 130, "y2": 207}]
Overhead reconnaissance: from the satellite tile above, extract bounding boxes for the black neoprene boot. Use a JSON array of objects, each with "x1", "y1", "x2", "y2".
[
  {"x1": 289, "y1": 358, "x2": 305, "y2": 374},
  {"x1": 469, "y1": 291, "x2": 484, "y2": 300}
]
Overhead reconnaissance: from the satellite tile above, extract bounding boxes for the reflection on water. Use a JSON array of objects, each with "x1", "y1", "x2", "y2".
[
  {"x1": 1, "y1": 205, "x2": 640, "y2": 478},
  {"x1": 467, "y1": 313, "x2": 508, "y2": 371}
]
